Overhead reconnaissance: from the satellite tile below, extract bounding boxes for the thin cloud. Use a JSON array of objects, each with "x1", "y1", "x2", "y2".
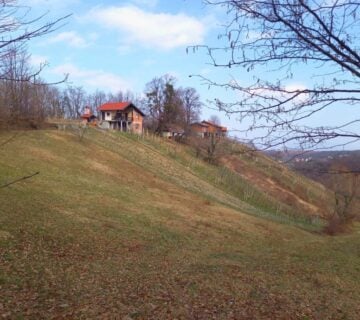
[
  {"x1": 52, "y1": 63, "x2": 132, "y2": 92},
  {"x1": 87, "y1": 5, "x2": 207, "y2": 50},
  {"x1": 23, "y1": 0, "x2": 80, "y2": 10},
  {"x1": 47, "y1": 31, "x2": 88, "y2": 48},
  {"x1": 131, "y1": 0, "x2": 158, "y2": 7},
  {"x1": 30, "y1": 54, "x2": 48, "y2": 67}
]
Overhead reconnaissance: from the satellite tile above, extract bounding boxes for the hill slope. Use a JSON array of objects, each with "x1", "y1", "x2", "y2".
[{"x1": 0, "y1": 129, "x2": 359, "y2": 319}]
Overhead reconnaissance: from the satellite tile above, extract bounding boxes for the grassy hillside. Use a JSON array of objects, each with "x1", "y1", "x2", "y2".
[
  {"x1": 218, "y1": 144, "x2": 333, "y2": 220},
  {"x1": 1, "y1": 128, "x2": 359, "y2": 319}
]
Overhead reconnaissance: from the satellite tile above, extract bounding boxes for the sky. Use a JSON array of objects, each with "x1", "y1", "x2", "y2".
[
  {"x1": 25, "y1": 1, "x2": 228, "y2": 101},
  {"x1": 21, "y1": 0, "x2": 359, "y2": 149}
]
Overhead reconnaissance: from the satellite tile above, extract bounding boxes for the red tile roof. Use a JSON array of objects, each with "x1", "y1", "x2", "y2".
[
  {"x1": 191, "y1": 122, "x2": 209, "y2": 127},
  {"x1": 202, "y1": 121, "x2": 227, "y2": 131},
  {"x1": 98, "y1": 102, "x2": 145, "y2": 116},
  {"x1": 202, "y1": 120, "x2": 221, "y2": 128},
  {"x1": 98, "y1": 102, "x2": 131, "y2": 111}
]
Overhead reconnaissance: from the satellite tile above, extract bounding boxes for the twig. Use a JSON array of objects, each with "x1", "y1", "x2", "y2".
[
  {"x1": 0, "y1": 171, "x2": 40, "y2": 189},
  {"x1": 0, "y1": 132, "x2": 21, "y2": 148}
]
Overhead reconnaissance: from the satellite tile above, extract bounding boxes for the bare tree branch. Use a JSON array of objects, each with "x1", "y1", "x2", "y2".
[
  {"x1": 0, "y1": 171, "x2": 39, "y2": 188},
  {"x1": 0, "y1": 131, "x2": 22, "y2": 147},
  {"x1": 194, "y1": 0, "x2": 360, "y2": 149},
  {"x1": 0, "y1": 1, "x2": 71, "y2": 84}
]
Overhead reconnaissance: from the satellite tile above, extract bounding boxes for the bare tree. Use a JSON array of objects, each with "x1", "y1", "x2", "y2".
[
  {"x1": 145, "y1": 75, "x2": 169, "y2": 131},
  {"x1": 333, "y1": 173, "x2": 359, "y2": 221},
  {"x1": 323, "y1": 163, "x2": 360, "y2": 234},
  {"x1": 144, "y1": 74, "x2": 181, "y2": 132},
  {"x1": 0, "y1": 1, "x2": 69, "y2": 127},
  {"x1": 62, "y1": 86, "x2": 86, "y2": 119},
  {"x1": 0, "y1": 1, "x2": 70, "y2": 82},
  {"x1": 179, "y1": 87, "x2": 202, "y2": 131},
  {"x1": 43, "y1": 86, "x2": 64, "y2": 119},
  {"x1": 87, "y1": 90, "x2": 107, "y2": 116},
  {"x1": 145, "y1": 75, "x2": 203, "y2": 133},
  {"x1": 195, "y1": 0, "x2": 360, "y2": 150},
  {"x1": 188, "y1": 133, "x2": 228, "y2": 164},
  {"x1": 0, "y1": 46, "x2": 53, "y2": 126}
]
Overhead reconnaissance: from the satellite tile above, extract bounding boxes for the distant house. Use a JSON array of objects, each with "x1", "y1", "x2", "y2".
[
  {"x1": 98, "y1": 102, "x2": 145, "y2": 134},
  {"x1": 80, "y1": 106, "x2": 97, "y2": 125},
  {"x1": 190, "y1": 120, "x2": 227, "y2": 138},
  {"x1": 161, "y1": 125, "x2": 185, "y2": 139}
]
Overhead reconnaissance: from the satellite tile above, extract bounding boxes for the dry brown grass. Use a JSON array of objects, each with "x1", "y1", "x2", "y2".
[
  {"x1": 323, "y1": 214, "x2": 354, "y2": 235},
  {"x1": 221, "y1": 154, "x2": 332, "y2": 218},
  {"x1": 1, "y1": 129, "x2": 359, "y2": 319}
]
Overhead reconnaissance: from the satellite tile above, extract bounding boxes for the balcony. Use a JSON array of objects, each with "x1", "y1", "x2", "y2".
[{"x1": 114, "y1": 113, "x2": 133, "y2": 122}]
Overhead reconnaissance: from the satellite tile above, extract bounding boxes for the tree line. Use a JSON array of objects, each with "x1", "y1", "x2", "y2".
[
  {"x1": 0, "y1": 2, "x2": 203, "y2": 131},
  {"x1": 0, "y1": 0, "x2": 69, "y2": 128},
  {"x1": 0, "y1": 47, "x2": 202, "y2": 131}
]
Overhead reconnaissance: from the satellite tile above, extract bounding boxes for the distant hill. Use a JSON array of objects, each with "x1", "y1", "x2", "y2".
[
  {"x1": 1, "y1": 128, "x2": 360, "y2": 319},
  {"x1": 265, "y1": 149, "x2": 360, "y2": 219},
  {"x1": 265, "y1": 149, "x2": 360, "y2": 171},
  {"x1": 265, "y1": 149, "x2": 360, "y2": 185}
]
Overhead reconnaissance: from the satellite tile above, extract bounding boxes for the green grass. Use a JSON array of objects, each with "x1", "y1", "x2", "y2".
[
  {"x1": 0, "y1": 128, "x2": 359, "y2": 319},
  {"x1": 105, "y1": 130, "x2": 326, "y2": 229}
]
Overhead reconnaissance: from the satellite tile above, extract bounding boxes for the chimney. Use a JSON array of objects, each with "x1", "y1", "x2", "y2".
[{"x1": 84, "y1": 106, "x2": 91, "y2": 115}]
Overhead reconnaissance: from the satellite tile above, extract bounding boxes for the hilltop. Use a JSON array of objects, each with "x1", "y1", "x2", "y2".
[{"x1": 1, "y1": 128, "x2": 359, "y2": 319}]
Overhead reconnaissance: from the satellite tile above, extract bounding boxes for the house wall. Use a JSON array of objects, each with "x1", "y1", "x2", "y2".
[
  {"x1": 204, "y1": 124, "x2": 224, "y2": 136},
  {"x1": 191, "y1": 124, "x2": 207, "y2": 137},
  {"x1": 130, "y1": 108, "x2": 144, "y2": 134},
  {"x1": 191, "y1": 124, "x2": 206, "y2": 133},
  {"x1": 206, "y1": 124, "x2": 219, "y2": 134},
  {"x1": 162, "y1": 131, "x2": 172, "y2": 138},
  {"x1": 103, "y1": 111, "x2": 115, "y2": 121}
]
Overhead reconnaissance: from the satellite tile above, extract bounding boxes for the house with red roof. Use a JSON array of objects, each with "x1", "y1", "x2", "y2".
[
  {"x1": 98, "y1": 102, "x2": 145, "y2": 134},
  {"x1": 190, "y1": 120, "x2": 227, "y2": 138},
  {"x1": 80, "y1": 106, "x2": 97, "y2": 125}
]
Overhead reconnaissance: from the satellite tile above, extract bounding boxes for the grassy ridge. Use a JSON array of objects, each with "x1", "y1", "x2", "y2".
[
  {"x1": 113, "y1": 131, "x2": 331, "y2": 230},
  {"x1": 0, "y1": 129, "x2": 359, "y2": 319},
  {"x1": 99, "y1": 130, "x2": 326, "y2": 228}
]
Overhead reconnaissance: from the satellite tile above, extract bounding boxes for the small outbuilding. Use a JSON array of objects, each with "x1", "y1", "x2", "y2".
[
  {"x1": 80, "y1": 106, "x2": 97, "y2": 125},
  {"x1": 161, "y1": 125, "x2": 185, "y2": 139}
]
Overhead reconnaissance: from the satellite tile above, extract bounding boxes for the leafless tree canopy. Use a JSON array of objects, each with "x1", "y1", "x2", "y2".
[
  {"x1": 179, "y1": 87, "x2": 202, "y2": 129},
  {"x1": 198, "y1": 0, "x2": 360, "y2": 150},
  {"x1": 144, "y1": 75, "x2": 202, "y2": 133},
  {"x1": 0, "y1": 0, "x2": 70, "y2": 82},
  {"x1": 0, "y1": 1, "x2": 70, "y2": 126}
]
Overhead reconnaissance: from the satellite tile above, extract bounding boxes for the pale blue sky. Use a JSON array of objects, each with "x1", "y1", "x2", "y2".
[{"x1": 23, "y1": 0, "x2": 359, "y2": 149}]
